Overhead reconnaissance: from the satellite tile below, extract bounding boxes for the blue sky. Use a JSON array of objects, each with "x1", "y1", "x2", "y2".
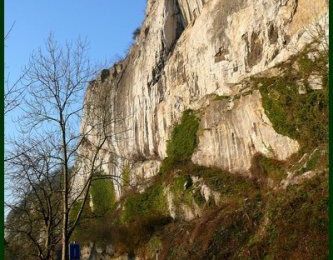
[
  {"x1": 4, "y1": 0, "x2": 147, "y2": 212},
  {"x1": 5, "y1": 0, "x2": 146, "y2": 137}
]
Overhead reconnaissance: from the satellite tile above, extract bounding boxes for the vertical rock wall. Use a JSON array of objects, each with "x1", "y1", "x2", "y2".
[{"x1": 76, "y1": 0, "x2": 328, "y2": 198}]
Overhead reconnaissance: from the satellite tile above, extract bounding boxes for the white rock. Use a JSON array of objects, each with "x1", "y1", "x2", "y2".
[
  {"x1": 308, "y1": 74, "x2": 323, "y2": 90},
  {"x1": 297, "y1": 80, "x2": 307, "y2": 94}
]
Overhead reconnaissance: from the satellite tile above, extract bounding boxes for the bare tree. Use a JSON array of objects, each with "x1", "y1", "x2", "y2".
[
  {"x1": 4, "y1": 21, "x2": 24, "y2": 115},
  {"x1": 5, "y1": 74, "x2": 24, "y2": 115},
  {"x1": 14, "y1": 34, "x2": 130, "y2": 259},
  {"x1": 4, "y1": 22, "x2": 15, "y2": 42},
  {"x1": 5, "y1": 136, "x2": 62, "y2": 259}
]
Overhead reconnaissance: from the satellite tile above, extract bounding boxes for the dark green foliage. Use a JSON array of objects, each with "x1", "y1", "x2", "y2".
[
  {"x1": 161, "y1": 170, "x2": 327, "y2": 260},
  {"x1": 70, "y1": 197, "x2": 171, "y2": 250},
  {"x1": 206, "y1": 198, "x2": 263, "y2": 259},
  {"x1": 161, "y1": 192, "x2": 263, "y2": 259},
  {"x1": 69, "y1": 201, "x2": 82, "y2": 223},
  {"x1": 159, "y1": 157, "x2": 174, "y2": 175},
  {"x1": 160, "y1": 110, "x2": 200, "y2": 174},
  {"x1": 259, "y1": 77, "x2": 327, "y2": 149},
  {"x1": 297, "y1": 47, "x2": 327, "y2": 79},
  {"x1": 166, "y1": 110, "x2": 199, "y2": 161}
]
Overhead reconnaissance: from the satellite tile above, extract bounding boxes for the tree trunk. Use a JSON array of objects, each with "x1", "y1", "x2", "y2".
[
  {"x1": 45, "y1": 221, "x2": 51, "y2": 259},
  {"x1": 61, "y1": 121, "x2": 69, "y2": 260},
  {"x1": 61, "y1": 167, "x2": 69, "y2": 260}
]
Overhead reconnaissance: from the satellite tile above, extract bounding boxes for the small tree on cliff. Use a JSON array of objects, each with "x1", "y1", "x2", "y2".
[{"x1": 12, "y1": 34, "x2": 125, "y2": 259}]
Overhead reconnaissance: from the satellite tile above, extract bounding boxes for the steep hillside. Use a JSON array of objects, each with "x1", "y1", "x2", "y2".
[{"x1": 73, "y1": 0, "x2": 328, "y2": 259}]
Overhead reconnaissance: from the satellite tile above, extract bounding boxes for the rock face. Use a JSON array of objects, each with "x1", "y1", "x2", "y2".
[
  {"x1": 76, "y1": 0, "x2": 328, "y2": 198},
  {"x1": 192, "y1": 90, "x2": 299, "y2": 173}
]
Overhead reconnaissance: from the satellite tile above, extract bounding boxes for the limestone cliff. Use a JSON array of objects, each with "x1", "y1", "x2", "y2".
[{"x1": 77, "y1": 0, "x2": 327, "y2": 196}]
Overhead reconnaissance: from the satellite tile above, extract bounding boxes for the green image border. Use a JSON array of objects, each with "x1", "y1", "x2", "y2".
[
  {"x1": 1, "y1": 0, "x2": 5, "y2": 258},
  {"x1": 0, "y1": 0, "x2": 332, "y2": 259},
  {"x1": 329, "y1": 0, "x2": 333, "y2": 259}
]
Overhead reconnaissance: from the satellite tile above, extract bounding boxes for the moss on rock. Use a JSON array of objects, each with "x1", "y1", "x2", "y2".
[
  {"x1": 256, "y1": 48, "x2": 328, "y2": 150},
  {"x1": 90, "y1": 179, "x2": 116, "y2": 216},
  {"x1": 121, "y1": 181, "x2": 168, "y2": 223},
  {"x1": 160, "y1": 109, "x2": 200, "y2": 174}
]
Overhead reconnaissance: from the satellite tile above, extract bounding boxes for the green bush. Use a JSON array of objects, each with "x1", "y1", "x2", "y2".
[
  {"x1": 122, "y1": 182, "x2": 168, "y2": 223},
  {"x1": 90, "y1": 179, "x2": 116, "y2": 216},
  {"x1": 122, "y1": 164, "x2": 131, "y2": 191},
  {"x1": 160, "y1": 110, "x2": 200, "y2": 174},
  {"x1": 69, "y1": 200, "x2": 94, "y2": 243},
  {"x1": 170, "y1": 175, "x2": 194, "y2": 207}
]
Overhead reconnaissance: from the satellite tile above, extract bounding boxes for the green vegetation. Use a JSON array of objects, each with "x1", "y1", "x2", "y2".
[
  {"x1": 186, "y1": 164, "x2": 258, "y2": 197},
  {"x1": 259, "y1": 78, "x2": 327, "y2": 148},
  {"x1": 239, "y1": 171, "x2": 328, "y2": 259},
  {"x1": 207, "y1": 198, "x2": 263, "y2": 259},
  {"x1": 122, "y1": 163, "x2": 131, "y2": 191},
  {"x1": 160, "y1": 170, "x2": 327, "y2": 260},
  {"x1": 169, "y1": 175, "x2": 194, "y2": 208},
  {"x1": 90, "y1": 179, "x2": 116, "y2": 216},
  {"x1": 121, "y1": 181, "x2": 168, "y2": 223},
  {"x1": 256, "y1": 48, "x2": 328, "y2": 150},
  {"x1": 304, "y1": 149, "x2": 322, "y2": 172},
  {"x1": 213, "y1": 94, "x2": 230, "y2": 101},
  {"x1": 69, "y1": 200, "x2": 94, "y2": 243},
  {"x1": 160, "y1": 110, "x2": 200, "y2": 174},
  {"x1": 193, "y1": 190, "x2": 206, "y2": 207},
  {"x1": 251, "y1": 155, "x2": 286, "y2": 184},
  {"x1": 161, "y1": 188, "x2": 263, "y2": 259},
  {"x1": 69, "y1": 179, "x2": 116, "y2": 244},
  {"x1": 297, "y1": 46, "x2": 327, "y2": 79},
  {"x1": 146, "y1": 236, "x2": 162, "y2": 256}
]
